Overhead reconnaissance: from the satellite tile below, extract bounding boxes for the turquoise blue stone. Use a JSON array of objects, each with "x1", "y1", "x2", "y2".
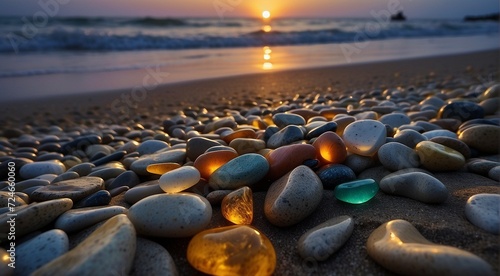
[{"x1": 334, "y1": 179, "x2": 378, "y2": 204}]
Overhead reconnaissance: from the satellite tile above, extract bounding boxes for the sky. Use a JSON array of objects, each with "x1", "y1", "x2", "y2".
[{"x1": 0, "y1": 0, "x2": 498, "y2": 19}]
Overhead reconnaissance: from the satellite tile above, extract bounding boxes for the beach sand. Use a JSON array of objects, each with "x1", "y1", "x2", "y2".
[{"x1": 2, "y1": 49, "x2": 499, "y2": 275}]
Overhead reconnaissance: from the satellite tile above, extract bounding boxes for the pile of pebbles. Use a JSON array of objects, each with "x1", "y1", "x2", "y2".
[{"x1": 0, "y1": 81, "x2": 499, "y2": 275}]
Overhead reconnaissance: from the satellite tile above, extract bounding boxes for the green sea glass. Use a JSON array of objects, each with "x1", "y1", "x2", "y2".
[{"x1": 334, "y1": 179, "x2": 378, "y2": 204}]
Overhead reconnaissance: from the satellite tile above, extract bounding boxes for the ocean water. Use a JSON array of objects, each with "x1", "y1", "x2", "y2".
[{"x1": 0, "y1": 17, "x2": 498, "y2": 101}]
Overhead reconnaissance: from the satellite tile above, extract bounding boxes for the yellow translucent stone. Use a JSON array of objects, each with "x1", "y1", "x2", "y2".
[
  {"x1": 146, "y1": 163, "x2": 181, "y2": 175},
  {"x1": 187, "y1": 225, "x2": 276, "y2": 276},
  {"x1": 221, "y1": 186, "x2": 253, "y2": 225}
]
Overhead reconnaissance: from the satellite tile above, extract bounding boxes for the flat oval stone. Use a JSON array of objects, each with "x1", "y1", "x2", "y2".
[
  {"x1": 229, "y1": 138, "x2": 266, "y2": 155},
  {"x1": 343, "y1": 120, "x2": 386, "y2": 156},
  {"x1": 130, "y1": 149, "x2": 186, "y2": 175},
  {"x1": 465, "y1": 193, "x2": 500, "y2": 235},
  {"x1": 88, "y1": 167, "x2": 125, "y2": 180},
  {"x1": 146, "y1": 162, "x2": 182, "y2": 175},
  {"x1": 488, "y1": 166, "x2": 500, "y2": 181},
  {"x1": 438, "y1": 101, "x2": 485, "y2": 121},
  {"x1": 137, "y1": 140, "x2": 170, "y2": 155},
  {"x1": 19, "y1": 160, "x2": 66, "y2": 179},
  {"x1": 429, "y1": 136, "x2": 471, "y2": 159},
  {"x1": 187, "y1": 225, "x2": 276, "y2": 276},
  {"x1": 459, "y1": 125, "x2": 500, "y2": 154},
  {"x1": 297, "y1": 216, "x2": 354, "y2": 261},
  {"x1": 221, "y1": 186, "x2": 253, "y2": 225},
  {"x1": 130, "y1": 237, "x2": 178, "y2": 276},
  {"x1": 186, "y1": 137, "x2": 221, "y2": 161},
  {"x1": 421, "y1": 129, "x2": 457, "y2": 140},
  {"x1": 265, "y1": 165, "x2": 323, "y2": 227},
  {"x1": 379, "y1": 113, "x2": 411, "y2": 128},
  {"x1": 380, "y1": 172, "x2": 448, "y2": 203},
  {"x1": 393, "y1": 129, "x2": 428, "y2": 148},
  {"x1": 266, "y1": 144, "x2": 317, "y2": 180},
  {"x1": 124, "y1": 180, "x2": 163, "y2": 205},
  {"x1": 67, "y1": 162, "x2": 95, "y2": 176},
  {"x1": 221, "y1": 129, "x2": 257, "y2": 144},
  {"x1": 73, "y1": 190, "x2": 111, "y2": 208},
  {"x1": 12, "y1": 178, "x2": 49, "y2": 192},
  {"x1": 378, "y1": 142, "x2": 420, "y2": 171},
  {"x1": 306, "y1": 121, "x2": 337, "y2": 140},
  {"x1": 316, "y1": 164, "x2": 356, "y2": 189},
  {"x1": 312, "y1": 131, "x2": 347, "y2": 165},
  {"x1": 266, "y1": 125, "x2": 304, "y2": 149},
  {"x1": 0, "y1": 198, "x2": 73, "y2": 238},
  {"x1": 209, "y1": 153, "x2": 269, "y2": 190},
  {"x1": 55, "y1": 206, "x2": 127, "y2": 233},
  {"x1": 51, "y1": 171, "x2": 80, "y2": 184},
  {"x1": 128, "y1": 193, "x2": 212, "y2": 237},
  {"x1": 108, "y1": 170, "x2": 140, "y2": 190},
  {"x1": 272, "y1": 113, "x2": 306, "y2": 128},
  {"x1": 31, "y1": 176, "x2": 104, "y2": 202},
  {"x1": 16, "y1": 229, "x2": 69, "y2": 276},
  {"x1": 366, "y1": 219, "x2": 494, "y2": 275},
  {"x1": 416, "y1": 141, "x2": 465, "y2": 171},
  {"x1": 159, "y1": 166, "x2": 200, "y2": 193},
  {"x1": 0, "y1": 191, "x2": 26, "y2": 207},
  {"x1": 334, "y1": 179, "x2": 379, "y2": 204},
  {"x1": 33, "y1": 214, "x2": 136, "y2": 276}
]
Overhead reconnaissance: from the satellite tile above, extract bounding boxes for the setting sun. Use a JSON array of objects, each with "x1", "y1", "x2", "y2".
[{"x1": 262, "y1": 10, "x2": 270, "y2": 19}]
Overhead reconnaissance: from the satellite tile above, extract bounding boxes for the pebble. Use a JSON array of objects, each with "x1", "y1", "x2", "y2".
[
  {"x1": 193, "y1": 150, "x2": 238, "y2": 180},
  {"x1": 73, "y1": 190, "x2": 112, "y2": 208},
  {"x1": 16, "y1": 229, "x2": 69, "y2": 275},
  {"x1": 33, "y1": 214, "x2": 136, "y2": 276},
  {"x1": 415, "y1": 141, "x2": 465, "y2": 171},
  {"x1": 459, "y1": 125, "x2": 500, "y2": 154},
  {"x1": 306, "y1": 121, "x2": 337, "y2": 140},
  {"x1": 466, "y1": 159, "x2": 499, "y2": 175},
  {"x1": 128, "y1": 193, "x2": 212, "y2": 237},
  {"x1": 130, "y1": 149, "x2": 186, "y2": 175},
  {"x1": 316, "y1": 164, "x2": 356, "y2": 189},
  {"x1": 366, "y1": 219, "x2": 494, "y2": 275},
  {"x1": 108, "y1": 170, "x2": 140, "y2": 190},
  {"x1": 55, "y1": 206, "x2": 128, "y2": 233},
  {"x1": 187, "y1": 225, "x2": 276, "y2": 275},
  {"x1": 146, "y1": 162, "x2": 181, "y2": 175},
  {"x1": 266, "y1": 125, "x2": 304, "y2": 149},
  {"x1": 51, "y1": 171, "x2": 80, "y2": 183},
  {"x1": 221, "y1": 186, "x2": 253, "y2": 224},
  {"x1": 0, "y1": 191, "x2": 26, "y2": 207},
  {"x1": 88, "y1": 167, "x2": 125, "y2": 180},
  {"x1": 130, "y1": 237, "x2": 179, "y2": 276},
  {"x1": 266, "y1": 144, "x2": 317, "y2": 180},
  {"x1": 31, "y1": 176, "x2": 104, "y2": 202},
  {"x1": 429, "y1": 136, "x2": 471, "y2": 159},
  {"x1": 209, "y1": 153, "x2": 269, "y2": 190},
  {"x1": 137, "y1": 140, "x2": 170, "y2": 155},
  {"x1": 344, "y1": 154, "x2": 375, "y2": 174},
  {"x1": 229, "y1": 138, "x2": 266, "y2": 154},
  {"x1": 221, "y1": 129, "x2": 257, "y2": 144},
  {"x1": 378, "y1": 113, "x2": 411, "y2": 128},
  {"x1": 19, "y1": 160, "x2": 66, "y2": 179},
  {"x1": 438, "y1": 101, "x2": 485, "y2": 121},
  {"x1": 343, "y1": 120, "x2": 386, "y2": 156},
  {"x1": 0, "y1": 198, "x2": 72, "y2": 238},
  {"x1": 379, "y1": 172, "x2": 448, "y2": 203},
  {"x1": 377, "y1": 142, "x2": 420, "y2": 171},
  {"x1": 465, "y1": 193, "x2": 500, "y2": 235},
  {"x1": 312, "y1": 131, "x2": 347, "y2": 164},
  {"x1": 186, "y1": 137, "x2": 221, "y2": 161},
  {"x1": 273, "y1": 113, "x2": 306, "y2": 128},
  {"x1": 159, "y1": 166, "x2": 201, "y2": 193},
  {"x1": 488, "y1": 166, "x2": 500, "y2": 181},
  {"x1": 67, "y1": 162, "x2": 95, "y2": 176},
  {"x1": 334, "y1": 179, "x2": 379, "y2": 204},
  {"x1": 265, "y1": 165, "x2": 323, "y2": 227},
  {"x1": 206, "y1": 189, "x2": 232, "y2": 205},
  {"x1": 124, "y1": 180, "x2": 163, "y2": 204},
  {"x1": 297, "y1": 216, "x2": 354, "y2": 261}
]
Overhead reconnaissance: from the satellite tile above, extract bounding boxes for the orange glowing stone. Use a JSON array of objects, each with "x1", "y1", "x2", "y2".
[
  {"x1": 193, "y1": 150, "x2": 238, "y2": 180},
  {"x1": 146, "y1": 163, "x2": 181, "y2": 175},
  {"x1": 221, "y1": 129, "x2": 257, "y2": 144},
  {"x1": 187, "y1": 225, "x2": 276, "y2": 276},
  {"x1": 312, "y1": 131, "x2": 347, "y2": 164},
  {"x1": 221, "y1": 186, "x2": 253, "y2": 224}
]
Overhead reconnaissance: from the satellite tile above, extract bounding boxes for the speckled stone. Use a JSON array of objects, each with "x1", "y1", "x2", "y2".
[
  {"x1": 130, "y1": 149, "x2": 186, "y2": 175},
  {"x1": 266, "y1": 125, "x2": 304, "y2": 149},
  {"x1": 33, "y1": 214, "x2": 136, "y2": 276},
  {"x1": 459, "y1": 125, "x2": 500, "y2": 154},
  {"x1": 130, "y1": 237, "x2": 179, "y2": 276},
  {"x1": 465, "y1": 193, "x2": 500, "y2": 235},
  {"x1": 316, "y1": 164, "x2": 356, "y2": 189},
  {"x1": 0, "y1": 191, "x2": 26, "y2": 207},
  {"x1": 415, "y1": 141, "x2": 465, "y2": 171},
  {"x1": 128, "y1": 193, "x2": 212, "y2": 237},
  {"x1": 31, "y1": 176, "x2": 104, "y2": 202},
  {"x1": 378, "y1": 142, "x2": 420, "y2": 171},
  {"x1": 367, "y1": 219, "x2": 494, "y2": 275},
  {"x1": 19, "y1": 160, "x2": 66, "y2": 179},
  {"x1": 16, "y1": 229, "x2": 69, "y2": 275},
  {"x1": 0, "y1": 198, "x2": 73, "y2": 239},
  {"x1": 209, "y1": 153, "x2": 269, "y2": 190},
  {"x1": 265, "y1": 165, "x2": 323, "y2": 227},
  {"x1": 56, "y1": 205, "x2": 127, "y2": 233},
  {"x1": 343, "y1": 120, "x2": 386, "y2": 156},
  {"x1": 380, "y1": 172, "x2": 448, "y2": 203},
  {"x1": 297, "y1": 216, "x2": 354, "y2": 261}
]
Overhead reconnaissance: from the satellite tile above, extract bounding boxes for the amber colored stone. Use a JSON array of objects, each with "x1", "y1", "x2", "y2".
[
  {"x1": 289, "y1": 108, "x2": 320, "y2": 121},
  {"x1": 312, "y1": 132, "x2": 347, "y2": 165},
  {"x1": 221, "y1": 186, "x2": 253, "y2": 224},
  {"x1": 221, "y1": 129, "x2": 257, "y2": 144},
  {"x1": 265, "y1": 144, "x2": 317, "y2": 180},
  {"x1": 187, "y1": 225, "x2": 276, "y2": 276},
  {"x1": 193, "y1": 150, "x2": 238, "y2": 180},
  {"x1": 146, "y1": 163, "x2": 181, "y2": 175}
]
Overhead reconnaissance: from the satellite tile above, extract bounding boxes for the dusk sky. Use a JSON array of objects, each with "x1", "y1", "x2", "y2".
[{"x1": 1, "y1": 0, "x2": 498, "y2": 19}]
